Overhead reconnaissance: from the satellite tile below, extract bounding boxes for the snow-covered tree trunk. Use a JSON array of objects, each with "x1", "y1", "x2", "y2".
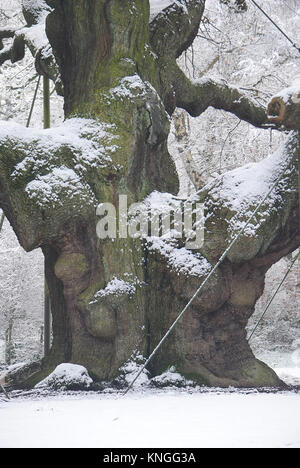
[{"x1": 0, "y1": 0, "x2": 299, "y2": 388}]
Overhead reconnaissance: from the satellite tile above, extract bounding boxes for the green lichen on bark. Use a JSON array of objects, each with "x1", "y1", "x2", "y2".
[{"x1": 0, "y1": 0, "x2": 299, "y2": 390}]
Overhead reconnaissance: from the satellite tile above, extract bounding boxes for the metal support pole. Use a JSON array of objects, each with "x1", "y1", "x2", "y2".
[
  {"x1": 44, "y1": 282, "x2": 51, "y2": 357},
  {"x1": 298, "y1": 131, "x2": 300, "y2": 229},
  {"x1": 43, "y1": 76, "x2": 51, "y2": 357}
]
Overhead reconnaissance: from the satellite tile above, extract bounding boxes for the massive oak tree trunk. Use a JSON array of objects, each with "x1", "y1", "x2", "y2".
[{"x1": 0, "y1": 0, "x2": 299, "y2": 388}]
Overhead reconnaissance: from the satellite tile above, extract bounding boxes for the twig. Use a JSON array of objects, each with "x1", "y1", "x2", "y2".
[{"x1": 0, "y1": 211, "x2": 5, "y2": 233}]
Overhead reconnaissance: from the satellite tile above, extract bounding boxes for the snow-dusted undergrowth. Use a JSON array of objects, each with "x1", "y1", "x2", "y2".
[{"x1": 34, "y1": 364, "x2": 93, "y2": 391}]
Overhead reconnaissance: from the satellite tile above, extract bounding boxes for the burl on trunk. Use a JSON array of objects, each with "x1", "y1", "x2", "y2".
[{"x1": 0, "y1": 0, "x2": 299, "y2": 388}]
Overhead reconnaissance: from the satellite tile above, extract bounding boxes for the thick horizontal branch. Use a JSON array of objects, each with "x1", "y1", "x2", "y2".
[
  {"x1": 173, "y1": 67, "x2": 268, "y2": 127},
  {"x1": 150, "y1": 0, "x2": 205, "y2": 58}
]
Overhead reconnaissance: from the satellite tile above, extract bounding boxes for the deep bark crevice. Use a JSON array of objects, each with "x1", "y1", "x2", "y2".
[{"x1": 0, "y1": 0, "x2": 299, "y2": 389}]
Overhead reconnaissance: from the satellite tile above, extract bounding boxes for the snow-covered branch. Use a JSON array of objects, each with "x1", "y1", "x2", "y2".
[
  {"x1": 0, "y1": 26, "x2": 18, "y2": 41},
  {"x1": 149, "y1": 0, "x2": 267, "y2": 127},
  {"x1": 149, "y1": 0, "x2": 205, "y2": 59},
  {"x1": 0, "y1": 33, "x2": 25, "y2": 65},
  {"x1": 173, "y1": 66, "x2": 268, "y2": 127},
  {"x1": 201, "y1": 131, "x2": 300, "y2": 263}
]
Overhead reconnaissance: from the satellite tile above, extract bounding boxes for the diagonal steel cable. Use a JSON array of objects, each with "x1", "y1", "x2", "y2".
[{"x1": 250, "y1": 0, "x2": 300, "y2": 54}]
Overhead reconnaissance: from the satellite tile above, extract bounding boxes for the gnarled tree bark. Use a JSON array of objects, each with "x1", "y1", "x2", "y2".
[
  {"x1": 0, "y1": 0, "x2": 299, "y2": 389},
  {"x1": 267, "y1": 85, "x2": 300, "y2": 130}
]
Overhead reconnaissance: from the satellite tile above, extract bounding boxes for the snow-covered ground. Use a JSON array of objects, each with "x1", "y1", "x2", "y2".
[{"x1": 0, "y1": 386, "x2": 299, "y2": 448}]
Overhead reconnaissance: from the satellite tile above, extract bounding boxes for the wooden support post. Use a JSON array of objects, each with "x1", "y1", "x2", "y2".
[
  {"x1": 43, "y1": 76, "x2": 50, "y2": 130},
  {"x1": 26, "y1": 75, "x2": 41, "y2": 128}
]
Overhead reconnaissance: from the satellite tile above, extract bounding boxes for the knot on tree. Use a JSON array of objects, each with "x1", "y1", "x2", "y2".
[{"x1": 267, "y1": 84, "x2": 300, "y2": 130}]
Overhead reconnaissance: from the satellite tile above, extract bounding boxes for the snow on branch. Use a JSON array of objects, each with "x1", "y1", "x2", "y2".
[
  {"x1": 173, "y1": 67, "x2": 268, "y2": 128},
  {"x1": 149, "y1": 0, "x2": 205, "y2": 58},
  {"x1": 0, "y1": 35, "x2": 25, "y2": 66},
  {"x1": 149, "y1": 0, "x2": 174, "y2": 20},
  {"x1": 0, "y1": 117, "x2": 119, "y2": 249},
  {"x1": 202, "y1": 131, "x2": 299, "y2": 263},
  {"x1": 0, "y1": 27, "x2": 18, "y2": 40},
  {"x1": 267, "y1": 80, "x2": 300, "y2": 130}
]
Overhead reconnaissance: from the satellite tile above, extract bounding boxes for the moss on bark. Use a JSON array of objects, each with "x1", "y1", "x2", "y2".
[{"x1": 0, "y1": 0, "x2": 299, "y2": 389}]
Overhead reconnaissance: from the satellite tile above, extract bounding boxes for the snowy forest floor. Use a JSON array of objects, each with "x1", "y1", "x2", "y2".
[{"x1": 1, "y1": 368, "x2": 300, "y2": 448}]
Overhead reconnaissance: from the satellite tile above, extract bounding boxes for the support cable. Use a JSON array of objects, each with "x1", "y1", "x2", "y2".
[
  {"x1": 43, "y1": 76, "x2": 51, "y2": 358},
  {"x1": 250, "y1": 0, "x2": 300, "y2": 54},
  {"x1": 123, "y1": 159, "x2": 294, "y2": 395}
]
